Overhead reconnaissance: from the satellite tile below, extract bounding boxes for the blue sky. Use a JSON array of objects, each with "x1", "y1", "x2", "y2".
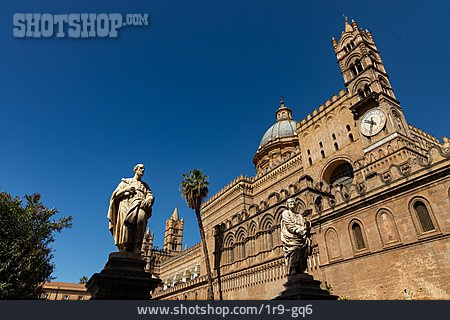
[{"x1": 0, "y1": 0, "x2": 449, "y2": 283}]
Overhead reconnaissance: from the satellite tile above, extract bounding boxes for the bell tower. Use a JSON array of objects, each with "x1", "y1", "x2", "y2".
[
  {"x1": 332, "y1": 18, "x2": 411, "y2": 150},
  {"x1": 163, "y1": 208, "x2": 184, "y2": 252}
]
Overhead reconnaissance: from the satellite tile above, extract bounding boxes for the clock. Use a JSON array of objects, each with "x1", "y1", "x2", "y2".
[{"x1": 359, "y1": 108, "x2": 386, "y2": 137}]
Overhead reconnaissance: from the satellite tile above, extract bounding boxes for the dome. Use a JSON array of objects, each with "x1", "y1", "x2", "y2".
[{"x1": 259, "y1": 119, "x2": 297, "y2": 148}]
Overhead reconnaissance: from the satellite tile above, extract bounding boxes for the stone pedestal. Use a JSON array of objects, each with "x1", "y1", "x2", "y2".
[
  {"x1": 86, "y1": 252, "x2": 161, "y2": 300},
  {"x1": 275, "y1": 273, "x2": 338, "y2": 300}
]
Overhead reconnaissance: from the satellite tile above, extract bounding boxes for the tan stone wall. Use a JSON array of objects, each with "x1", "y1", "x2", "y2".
[
  {"x1": 321, "y1": 238, "x2": 450, "y2": 299},
  {"x1": 315, "y1": 173, "x2": 450, "y2": 299}
]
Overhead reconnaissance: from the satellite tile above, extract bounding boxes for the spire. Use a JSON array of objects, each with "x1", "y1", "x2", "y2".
[
  {"x1": 171, "y1": 207, "x2": 179, "y2": 220},
  {"x1": 351, "y1": 19, "x2": 359, "y2": 31},
  {"x1": 344, "y1": 15, "x2": 352, "y2": 32},
  {"x1": 278, "y1": 94, "x2": 285, "y2": 108},
  {"x1": 332, "y1": 36, "x2": 337, "y2": 49}
]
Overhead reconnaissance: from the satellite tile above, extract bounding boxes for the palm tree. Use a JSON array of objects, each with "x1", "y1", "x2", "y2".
[{"x1": 180, "y1": 169, "x2": 214, "y2": 300}]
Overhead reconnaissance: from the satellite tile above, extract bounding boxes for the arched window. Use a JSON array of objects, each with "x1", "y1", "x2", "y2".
[
  {"x1": 319, "y1": 141, "x2": 323, "y2": 148},
  {"x1": 224, "y1": 234, "x2": 235, "y2": 264},
  {"x1": 413, "y1": 201, "x2": 435, "y2": 232},
  {"x1": 334, "y1": 142, "x2": 339, "y2": 151},
  {"x1": 355, "y1": 60, "x2": 363, "y2": 73},
  {"x1": 379, "y1": 77, "x2": 391, "y2": 96},
  {"x1": 358, "y1": 89, "x2": 365, "y2": 99},
  {"x1": 332, "y1": 133, "x2": 336, "y2": 140},
  {"x1": 315, "y1": 196, "x2": 323, "y2": 212},
  {"x1": 392, "y1": 110, "x2": 403, "y2": 131},
  {"x1": 330, "y1": 163, "x2": 354, "y2": 186},
  {"x1": 370, "y1": 53, "x2": 379, "y2": 69},
  {"x1": 308, "y1": 157, "x2": 313, "y2": 165},
  {"x1": 321, "y1": 150, "x2": 325, "y2": 158},
  {"x1": 351, "y1": 222, "x2": 366, "y2": 250},
  {"x1": 348, "y1": 133, "x2": 354, "y2": 142},
  {"x1": 346, "y1": 124, "x2": 351, "y2": 131},
  {"x1": 350, "y1": 65, "x2": 357, "y2": 77}
]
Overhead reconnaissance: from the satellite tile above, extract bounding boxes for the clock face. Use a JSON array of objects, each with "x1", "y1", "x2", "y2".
[{"x1": 359, "y1": 108, "x2": 386, "y2": 137}]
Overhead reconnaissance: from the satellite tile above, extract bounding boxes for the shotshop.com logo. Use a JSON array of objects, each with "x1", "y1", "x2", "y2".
[{"x1": 13, "y1": 13, "x2": 149, "y2": 38}]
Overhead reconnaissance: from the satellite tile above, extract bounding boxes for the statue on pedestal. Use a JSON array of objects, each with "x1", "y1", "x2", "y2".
[
  {"x1": 276, "y1": 197, "x2": 337, "y2": 299},
  {"x1": 281, "y1": 198, "x2": 312, "y2": 275},
  {"x1": 87, "y1": 164, "x2": 160, "y2": 299},
  {"x1": 107, "y1": 164, "x2": 155, "y2": 253}
]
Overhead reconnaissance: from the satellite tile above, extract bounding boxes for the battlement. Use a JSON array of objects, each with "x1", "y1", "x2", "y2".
[
  {"x1": 201, "y1": 149, "x2": 302, "y2": 214},
  {"x1": 160, "y1": 243, "x2": 201, "y2": 266},
  {"x1": 201, "y1": 175, "x2": 252, "y2": 209},
  {"x1": 409, "y1": 124, "x2": 440, "y2": 145},
  {"x1": 298, "y1": 89, "x2": 348, "y2": 129}
]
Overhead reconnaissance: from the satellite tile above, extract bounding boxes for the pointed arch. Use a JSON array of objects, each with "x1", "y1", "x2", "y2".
[
  {"x1": 235, "y1": 227, "x2": 247, "y2": 260},
  {"x1": 274, "y1": 206, "x2": 286, "y2": 225},
  {"x1": 344, "y1": 52, "x2": 363, "y2": 68},
  {"x1": 259, "y1": 214, "x2": 275, "y2": 251},
  {"x1": 325, "y1": 227, "x2": 342, "y2": 260},
  {"x1": 224, "y1": 233, "x2": 235, "y2": 248},
  {"x1": 293, "y1": 198, "x2": 306, "y2": 213},
  {"x1": 248, "y1": 221, "x2": 257, "y2": 237},
  {"x1": 224, "y1": 233, "x2": 235, "y2": 264},
  {"x1": 236, "y1": 228, "x2": 247, "y2": 243},
  {"x1": 247, "y1": 221, "x2": 257, "y2": 257},
  {"x1": 408, "y1": 196, "x2": 438, "y2": 235},
  {"x1": 260, "y1": 214, "x2": 274, "y2": 231},
  {"x1": 348, "y1": 219, "x2": 368, "y2": 252},
  {"x1": 376, "y1": 209, "x2": 400, "y2": 245}
]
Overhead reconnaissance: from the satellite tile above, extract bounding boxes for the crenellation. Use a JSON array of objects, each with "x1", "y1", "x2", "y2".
[{"x1": 297, "y1": 90, "x2": 348, "y2": 131}]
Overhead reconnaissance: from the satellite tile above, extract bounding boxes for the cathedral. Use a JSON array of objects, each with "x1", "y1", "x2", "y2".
[{"x1": 143, "y1": 19, "x2": 450, "y2": 300}]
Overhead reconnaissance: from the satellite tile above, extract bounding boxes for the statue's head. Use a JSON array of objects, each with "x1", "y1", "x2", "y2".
[
  {"x1": 134, "y1": 164, "x2": 145, "y2": 178},
  {"x1": 286, "y1": 198, "x2": 296, "y2": 210}
]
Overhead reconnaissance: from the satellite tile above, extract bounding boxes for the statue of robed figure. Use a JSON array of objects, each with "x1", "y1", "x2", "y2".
[
  {"x1": 107, "y1": 164, "x2": 155, "y2": 253},
  {"x1": 281, "y1": 198, "x2": 312, "y2": 275}
]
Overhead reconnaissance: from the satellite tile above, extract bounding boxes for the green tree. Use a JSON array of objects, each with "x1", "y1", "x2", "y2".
[
  {"x1": 180, "y1": 169, "x2": 214, "y2": 300},
  {"x1": 0, "y1": 192, "x2": 72, "y2": 299},
  {"x1": 79, "y1": 276, "x2": 88, "y2": 284}
]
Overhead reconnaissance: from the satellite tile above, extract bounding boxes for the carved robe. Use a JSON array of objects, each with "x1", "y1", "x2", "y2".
[
  {"x1": 107, "y1": 178, "x2": 154, "y2": 250},
  {"x1": 281, "y1": 209, "x2": 311, "y2": 274}
]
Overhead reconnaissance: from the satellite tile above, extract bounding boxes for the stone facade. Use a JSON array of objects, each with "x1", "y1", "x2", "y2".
[
  {"x1": 147, "y1": 19, "x2": 450, "y2": 300},
  {"x1": 42, "y1": 282, "x2": 90, "y2": 300}
]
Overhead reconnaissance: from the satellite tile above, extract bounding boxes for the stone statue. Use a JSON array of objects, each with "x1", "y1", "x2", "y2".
[
  {"x1": 281, "y1": 198, "x2": 312, "y2": 275},
  {"x1": 107, "y1": 164, "x2": 155, "y2": 253}
]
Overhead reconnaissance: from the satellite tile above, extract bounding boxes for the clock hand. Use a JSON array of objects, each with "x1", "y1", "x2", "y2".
[{"x1": 369, "y1": 117, "x2": 375, "y2": 135}]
